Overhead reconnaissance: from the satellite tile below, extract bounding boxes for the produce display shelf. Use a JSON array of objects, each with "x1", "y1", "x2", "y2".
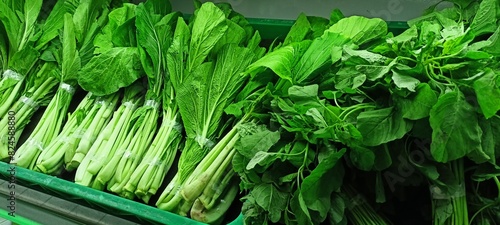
[{"x1": 1, "y1": 19, "x2": 409, "y2": 225}]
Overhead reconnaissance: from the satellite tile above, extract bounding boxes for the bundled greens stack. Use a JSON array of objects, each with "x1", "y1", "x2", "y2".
[
  {"x1": 154, "y1": 2, "x2": 266, "y2": 221},
  {"x1": 0, "y1": 0, "x2": 43, "y2": 120},
  {"x1": 72, "y1": 2, "x2": 147, "y2": 188},
  {"x1": 12, "y1": 0, "x2": 111, "y2": 169},
  {"x1": 99, "y1": 0, "x2": 180, "y2": 198},
  {"x1": 0, "y1": 0, "x2": 62, "y2": 159},
  {"x1": 232, "y1": 1, "x2": 500, "y2": 225}
]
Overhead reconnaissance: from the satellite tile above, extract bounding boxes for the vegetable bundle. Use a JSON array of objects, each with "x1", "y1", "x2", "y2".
[{"x1": 1, "y1": 0, "x2": 500, "y2": 225}]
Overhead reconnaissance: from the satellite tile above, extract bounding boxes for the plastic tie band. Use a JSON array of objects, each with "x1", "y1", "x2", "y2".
[
  {"x1": 164, "y1": 119, "x2": 183, "y2": 133},
  {"x1": 145, "y1": 100, "x2": 160, "y2": 109},
  {"x1": 20, "y1": 96, "x2": 39, "y2": 110},
  {"x1": 146, "y1": 157, "x2": 163, "y2": 167},
  {"x1": 123, "y1": 101, "x2": 136, "y2": 109},
  {"x1": 3, "y1": 69, "x2": 23, "y2": 81},
  {"x1": 123, "y1": 150, "x2": 134, "y2": 159},
  {"x1": 25, "y1": 138, "x2": 44, "y2": 152},
  {"x1": 60, "y1": 83, "x2": 75, "y2": 95},
  {"x1": 72, "y1": 128, "x2": 87, "y2": 139},
  {"x1": 430, "y1": 185, "x2": 466, "y2": 200},
  {"x1": 195, "y1": 135, "x2": 215, "y2": 149},
  {"x1": 96, "y1": 97, "x2": 106, "y2": 106}
]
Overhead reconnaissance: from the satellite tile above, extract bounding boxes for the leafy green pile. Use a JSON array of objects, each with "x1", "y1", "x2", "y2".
[
  {"x1": 2, "y1": 0, "x2": 500, "y2": 225},
  {"x1": 231, "y1": 0, "x2": 500, "y2": 224}
]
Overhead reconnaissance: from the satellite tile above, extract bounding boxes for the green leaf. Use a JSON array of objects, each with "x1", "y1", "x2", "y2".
[
  {"x1": 472, "y1": 163, "x2": 500, "y2": 182},
  {"x1": 252, "y1": 183, "x2": 288, "y2": 223},
  {"x1": 356, "y1": 58, "x2": 398, "y2": 81},
  {"x1": 373, "y1": 145, "x2": 392, "y2": 171},
  {"x1": 293, "y1": 32, "x2": 350, "y2": 84},
  {"x1": 342, "y1": 47, "x2": 389, "y2": 65},
  {"x1": 177, "y1": 44, "x2": 255, "y2": 142},
  {"x1": 388, "y1": 25, "x2": 418, "y2": 44},
  {"x1": 335, "y1": 68, "x2": 366, "y2": 91},
  {"x1": 0, "y1": 1, "x2": 21, "y2": 50},
  {"x1": 467, "y1": 116, "x2": 496, "y2": 164},
  {"x1": 357, "y1": 107, "x2": 413, "y2": 146},
  {"x1": 8, "y1": 46, "x2": 39, "y2": 77},
  {"x1": 442, "y1": 29, "x2": 475, "y2": 55},
  {"x1": 429, "y1": 90, "x2": 482, "y2": 162},
  {"x1": 136, "y1": 4, "x2": 177, "y2": 98},
  {"x1": 78, "y1": 47, "x2": 143, "y2": 96},
  {"x1": 284, "y1": 13, "x2": 311, "y2": 45},
  {"x1": 301, "y1": 149, "x2": 345, "y2": 221},
  {"x1": 469, "y1": 0, "x2": 498, "y2": 36},
  {"x1": 327, "y1": 16, "x2": 387, "y2": 45},
  {"x1": 212, "y1": 19, "x2": 247, "y2": 55},
  {"x1": 94, "y1": 3, "x2": 137, "y2": 54},
  {"x1": 392, "y1": 70, "x2": 420, "y2": 92},
  {"x1": 484, "y1": 26, "x2": 500, "y2": 55},
  {"x1": 35, "y1": 0, "x2": 69, "y2": 50},
  {"x1": 235, "y1": 128, "x2": 280, "y2": 159},
  {"x1": 328, "y1": 193, "x2": 347, "y2": 225},
  {"x1": 350, "y1": 145, "x2": 375, "y2": 171},
  {"x1": 246, "y1": 151, "x2": 279, "y2": 170},
  {"x1": 396, "y1": 83, "x2": 438, "y2": 120},
  {"x1": 291, "y1": 191, "x2": 313, "y2": 225},
  {"x1": 288, "y1": 85, "x2": 318, "y2": 104},
  {"x1": 246, "y1": 40, "x2": 311, "y2": 83},
  {"x1": 61, "y1": 13, "x2": 80, "y2": 83},
  {"x1": 187, "y1": 2, "x2": 228, "y2": 72},
  {"x1": 307, "y1": 16, "x2": 329, "y2": 39},
  {"x1": 167, "y1": 17, "x2": 190, "y2": 90},
  {"x1": 473, "y1": 69, "x2": 500, "y2": 119}
]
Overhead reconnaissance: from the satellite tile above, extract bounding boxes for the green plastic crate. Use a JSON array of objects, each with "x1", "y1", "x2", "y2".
[{"x1": 1, "y1": 18, "x2": 409, "y2": 225}]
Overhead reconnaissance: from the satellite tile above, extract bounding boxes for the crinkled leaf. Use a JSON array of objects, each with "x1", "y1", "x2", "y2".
[
  {"x1": 78, "y1": 47, "x2": 143, "y2": 96},
  {"x1": 94, "y1": 3, "x2": 137, "y2": 54}
]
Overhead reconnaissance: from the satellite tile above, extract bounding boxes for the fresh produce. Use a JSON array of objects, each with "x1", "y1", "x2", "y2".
[
  {"x1": 154, "y1": 2, "x2": 266, "y2": 221},
  {"x1": 12, "y1": 0, "x2": 111, "y2": 169},
  {"x1": 0, "y1": 0, "x2": 64, "y2": 159},
  {"x1": 1, "y1": 0, "x2": 499, "y2": 225}
]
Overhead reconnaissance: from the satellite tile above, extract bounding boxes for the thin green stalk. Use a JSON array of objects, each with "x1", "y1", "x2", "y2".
[
  {"x1": 74, "y1": 100, "x2": 140, "y2": 186},
  {"x1": 0, "y1": 76, "x2": 24, "y2": 119},
  {"x1": 190, "y1": 179, "x2": 239, "y2": 224},
  {"x1": 3, "y1": 76, "x2": 58, "y2": 161},
  {"x1": 67, "y1": 97, "x2": 118, "y2": 171},
  {"x1": 85, "y1": 101, "x2": 139, "y2": 175},
  {"x1": 13, "y1": 84, "x2": 75, "y2": 168},
  {"x1": 124, "y1": 107, "x2": 181, "y2": 200},
  {"x1": 34, "y1": 93, "x2": 118, "y2": 173},
  {"x1": 108, "y1": 107, "x2": 159, "y2": 196}
]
